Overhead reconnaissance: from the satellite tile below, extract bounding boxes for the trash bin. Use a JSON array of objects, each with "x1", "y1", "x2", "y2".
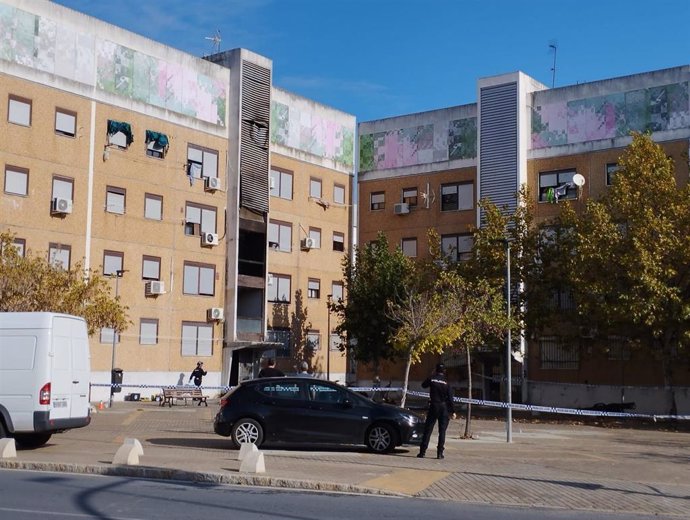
[{"x1": 111, "y1": 368, "x2": 123, "y2": 394}]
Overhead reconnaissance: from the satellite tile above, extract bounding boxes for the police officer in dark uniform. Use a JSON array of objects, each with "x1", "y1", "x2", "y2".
[{"x1": 417, "y1": 363, "x2": 456, "y2": 459}]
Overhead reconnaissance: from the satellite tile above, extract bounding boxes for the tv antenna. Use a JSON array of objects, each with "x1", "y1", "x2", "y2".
[
  {"x1": 205, "y1": 30, "x2": 222, "y2": 55},
  {"x1": 549, "y1": 41, "x2": 558, "y2": 88}
]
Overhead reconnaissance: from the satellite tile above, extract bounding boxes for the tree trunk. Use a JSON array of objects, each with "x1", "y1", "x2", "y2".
[
  {"x1": 661, "y1": 335, "x2": 678, "y2": 417},
  {"x1": 399, "y1": 347, "x2": 414, "y2": 409},
  {"x1": 463, "y1": 346, "x2": 472, "y2": 438}
]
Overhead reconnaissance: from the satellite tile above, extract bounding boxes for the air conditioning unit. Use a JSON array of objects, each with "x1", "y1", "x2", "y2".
[
  {"x1": 202, "y1": 232, "x2": 219, "y2": 246},
  {"x1": 207, "y1": 307, "x2": 224, "y2": 321},
  {"x1": 145, "y1": 280, "x2": 165, "y2": 296},
  {"x1": 301, "y1": 237, "x2": 316, "y2": 250},
  {"x1": 393, "y1": 202, "x2": 410, "y2": 215},
  {"x1": 51, "y1": 197, "x2": 73, "y2": 215},
  {"x1": 204, "y1": 176, "x2": 222, "y2": 191}
]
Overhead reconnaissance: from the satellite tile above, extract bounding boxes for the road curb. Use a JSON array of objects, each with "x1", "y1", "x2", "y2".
[{"x1": 0, "y1": 460, "x2": 407, "y2": 497}]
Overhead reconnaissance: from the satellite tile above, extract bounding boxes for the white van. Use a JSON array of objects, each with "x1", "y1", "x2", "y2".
[{"x1": 0, "y1": 312, "x2": 91, "y2": 448}]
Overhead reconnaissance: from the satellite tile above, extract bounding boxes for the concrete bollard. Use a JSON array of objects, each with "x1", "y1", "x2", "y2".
[
  {"x1": 124, "y1": 437, "x2": 144, "y2": 456},
  {"x1": 0, "y1": 438, "x2": 16, "y2": 459},
  {"x1": 237, "y1": 442, "x2": 258, "y2": 461},
  {"x1": 239, "y1": 450, "x2": 265, "y2": 473},
  {"x1": 113, "y1": 444, "x2": 140, "y2": 465}
]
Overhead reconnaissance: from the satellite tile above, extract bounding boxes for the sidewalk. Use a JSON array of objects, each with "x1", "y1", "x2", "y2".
[{"x1": 1, "y1": 400, "x2": 688, "y2": 518}]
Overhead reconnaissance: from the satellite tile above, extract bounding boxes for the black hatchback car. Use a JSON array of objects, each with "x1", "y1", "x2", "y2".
[{"x1": 213, "y1": 377, "x2": 424, "y2": 453}]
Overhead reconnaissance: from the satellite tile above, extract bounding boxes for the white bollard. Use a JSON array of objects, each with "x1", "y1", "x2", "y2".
[
  {"x1": 239, "y1": 450, "x2": 265, "y2": 473},
  {"x1": 113, "y1": 444, "x2": 140, "y2": 465},
  {"x1": 124, "y1": 438, "x2": 144, "y2": 456},
  {"x1": 237, "y1": 442, "x2": 258, "y2": 461},
  {"x1": 0, "y1": 438, "x2": 16, "y2": 459}
]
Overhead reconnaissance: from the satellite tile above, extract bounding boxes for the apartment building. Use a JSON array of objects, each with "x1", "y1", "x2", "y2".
[
  {"x1": 358, "y1": 69, "x2": 690, "y2": 413},
  {"x1": 0, "y1": 1, "x2": 354, "y2": 399}
]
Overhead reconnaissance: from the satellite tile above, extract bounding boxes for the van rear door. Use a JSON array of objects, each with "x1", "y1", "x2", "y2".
[{"x1": 51, "y1": 316, "x2": 90, "y2": 421}]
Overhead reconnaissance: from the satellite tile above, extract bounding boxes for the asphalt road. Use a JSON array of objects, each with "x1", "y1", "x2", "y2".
[{"x1": 0, "y1": 470, "x2": 670, "y2": 520}]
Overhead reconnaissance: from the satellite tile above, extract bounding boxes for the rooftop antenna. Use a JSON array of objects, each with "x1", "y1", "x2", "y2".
[
  {"x1": 549, "y1": 41, "x2": 558, "y2": 88},
  {"x1": 205, "y1": 30, "x2": 222, "y2": 55}
]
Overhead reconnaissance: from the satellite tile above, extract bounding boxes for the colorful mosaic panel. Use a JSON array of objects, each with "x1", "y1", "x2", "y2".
[
  {"x1": 0, "y1": 4, "x2": 226, "y2": 126},
  {"x1": 270, "y1": 100, "x2": 355, "y2": 169},
  {"x1": 359, "y1": 117, "x2": 477, "y2": 172},
  {"x1": 532, "y1": 82, "x2": 690, "y2": 149}
]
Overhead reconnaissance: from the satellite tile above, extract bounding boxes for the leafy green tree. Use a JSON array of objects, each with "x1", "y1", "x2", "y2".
[
  {"x1": 329, "y1": 232, "x2": 414, "y2": 375},
  {"x1": 290, "y1": 289, "x2": 314, "y2": 372},
  {"x1": 0, "y1": 231, "x2": 129, "y2": 335},
  {"x1": 560, "y1": 133, "x2": 690, "y2": 414}
]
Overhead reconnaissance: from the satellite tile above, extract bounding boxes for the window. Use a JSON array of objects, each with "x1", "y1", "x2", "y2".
[
  {"x1": 268, "y1": 220, "x2": 292, "y2": 252},
  {"x1": 606, "y1": 163, "x2": 619, "y2": 186},
  {"x1": 549, "y1": 288, "x2": 575, "y2": 311},
  {"x1": 441, "y1": 234, "x2": 473, "y2": 262},
  {"x1": 181, "y1": 322, "x2": 213, "y2": 357},
  {"x1": 100, "y1": 327, "x2": 120, "y2": 344},
  {"x1": 12, "y1": 238, "x2": 26, "y2": 257},
  {"x1": 107, "y1": 120, "x2": 133, "y2": 148},
  {"x1": 606, "y1": 336, "x2": 631, "y2": 361},
  {"x1": 266, "y1": 328, "x2": 291, "y2": 358},
  {"x1": 306, "y1": 331, "x2": 321, "y2": 351},
  {"x1": 402, "y1": 187, "x2": 418, "y2": 208},
  {"x1": 106, "y1": 186, "x2": 126, "y2": 214},
  {"x1": 267, "y1": 273, "x2": 291, "y2": 303},
  {"x1": 144, "y1": 193, "x2": 163, "y2": 220},
  {"x1": 55, "y1": 108, "x2": 76, "y2": 137},
  {"x1": 539, "y1": 169, "x2": 578, "y2": 202},
  {"x1": 139, "y1": 319, "x2": 159, "y2": 345},
  {"x1": 333, "y1": 184, "x2": 345, "y2": 204},
  {"x1": 142, "y1": 256, "x2": 161, "y2": 281},
  {"x1": 185, "y1": 203, "x2": 216, "y2": 235},
  {"x1": 8, "y1": 95, "x2": 31, "y2": 126},
  {"x1": 270, "y1": 168, "x2": 293, "y2": 200},
  {"x1": 48, "y1": 243, "x2": 71, "y2": 269},
  {"x1": 308, "y1": 228, "x2": 321, "y2": 249},
  {"x1": 183, "y1": 262, "x2": 215, "y2": 296},
  {"x1": 332, "y1": 232, "x2": 345, "y2": 252},
  {"x1": 187, "y1": 144, "x2": 218, "y2": 179},
  {"x1": 310, "y1": 177, "x2": 322, "y2": 199},
  {"x1": 308, "y1": 278, "x2": 321, "y2": 299},
  {"x1": 52, "y1": 176, "x2": 74, "y2": 202},
  {"x1": 539, "y1": 337, "x2": 579, "y2": 369},
  {"x1": 401, "y1": 237, "x2": 417, "y2": 257},
  {"x1": 4, "y1": 165, "x2": 28, "y2": 196},
  {"x1": 441, "y1": 182, "x2": 473, "y2": 211},
  {"x1": 370, "y1": 192, "x2": 385, "y2": 210},
  {"x1": 308, "y1": 383, "x2": 346, "y2": 404},
  {"x1": 145, "y1": 130, "x2": 169, "y2": 158},
  {"x1": 331, "y1": 281, "x2": 344, "y2": 303},
  {"x1": 257, "y1": 380, "x2": 302, "y2": 399},
  {"x1": 103, "y1": 250, "x2": 124, "y2": 276}
]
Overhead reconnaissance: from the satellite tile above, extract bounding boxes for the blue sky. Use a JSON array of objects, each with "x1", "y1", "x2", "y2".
[{"x1": 54, "y1": 0, "x2": 690, "y2": 122}]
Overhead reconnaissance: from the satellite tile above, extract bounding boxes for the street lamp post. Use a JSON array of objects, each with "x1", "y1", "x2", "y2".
[
  {"x1": 109, "y1": 269, "x2": 126, "y2": 408},
  {"x1": 505, "y1": 241, "x2": 512, "y2": 443},
  {"x1": 326, "y1": 295, "x2": 332, "y2": 381}
]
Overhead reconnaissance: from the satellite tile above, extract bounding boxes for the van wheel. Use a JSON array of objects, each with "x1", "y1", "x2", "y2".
[{"x1": 14, "y1": 433, "x2": 52, "y2": 449}]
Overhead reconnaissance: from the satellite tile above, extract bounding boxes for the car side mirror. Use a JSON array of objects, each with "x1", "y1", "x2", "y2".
[{"x1": 342, "y1": 399, "x2": 353, "y2": 409}]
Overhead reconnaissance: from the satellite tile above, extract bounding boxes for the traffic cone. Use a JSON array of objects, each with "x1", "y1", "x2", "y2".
[{"x1": 98, "y1": 401, "x2": 104, "y2": 410}]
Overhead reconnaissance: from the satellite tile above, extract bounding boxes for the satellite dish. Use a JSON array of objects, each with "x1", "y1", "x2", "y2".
[{"x1": 572, "y1": 174, "x2": 585, "y2": 187}]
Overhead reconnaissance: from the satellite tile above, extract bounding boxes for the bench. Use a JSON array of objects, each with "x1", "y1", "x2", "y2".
[{"x1": 160, "y1": 386, "x2": 207, "y2": 407}]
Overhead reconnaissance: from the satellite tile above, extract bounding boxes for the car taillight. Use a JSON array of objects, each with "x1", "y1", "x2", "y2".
[{"x1": 39, "y1": 382, "x2": 51, "y2": 405}]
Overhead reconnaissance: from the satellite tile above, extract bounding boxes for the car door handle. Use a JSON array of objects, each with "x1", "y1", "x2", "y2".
[{"x1": 72, "y1": 380, "x2": 79, "y2": 384}]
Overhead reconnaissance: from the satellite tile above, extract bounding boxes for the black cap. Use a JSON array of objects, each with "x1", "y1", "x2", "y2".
[{"x1": 435, "y1": 363, "x2": 445, "y2": 373}]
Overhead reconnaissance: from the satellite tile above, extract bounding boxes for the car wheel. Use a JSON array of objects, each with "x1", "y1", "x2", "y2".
[
  {"x1": 13, "y1": 433, "x2": 52, "y2": 449},
  {"x1": 231, "y1": 418, "x2": 264, "y2": 448},
  {"x1": 366, "y1": 423, "x2": 396, "y2": 453}
]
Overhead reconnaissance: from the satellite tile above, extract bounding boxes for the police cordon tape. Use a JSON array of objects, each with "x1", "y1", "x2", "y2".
[{"x1": 91, "y1": 383, "x2": 690, "y2": 421}]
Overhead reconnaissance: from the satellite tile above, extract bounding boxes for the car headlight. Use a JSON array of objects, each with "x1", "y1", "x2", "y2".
[{"x1": 402, "y1": 414, "x2": 418, "y2": 426}]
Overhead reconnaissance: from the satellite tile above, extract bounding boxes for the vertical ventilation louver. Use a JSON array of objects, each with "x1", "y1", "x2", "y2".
[
  {"x1": 479, "y1": 82, "x2": 518, "y2": 218},
  {"x1": 240, "y1": 60, "x2": 271, "y2": 214}
]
